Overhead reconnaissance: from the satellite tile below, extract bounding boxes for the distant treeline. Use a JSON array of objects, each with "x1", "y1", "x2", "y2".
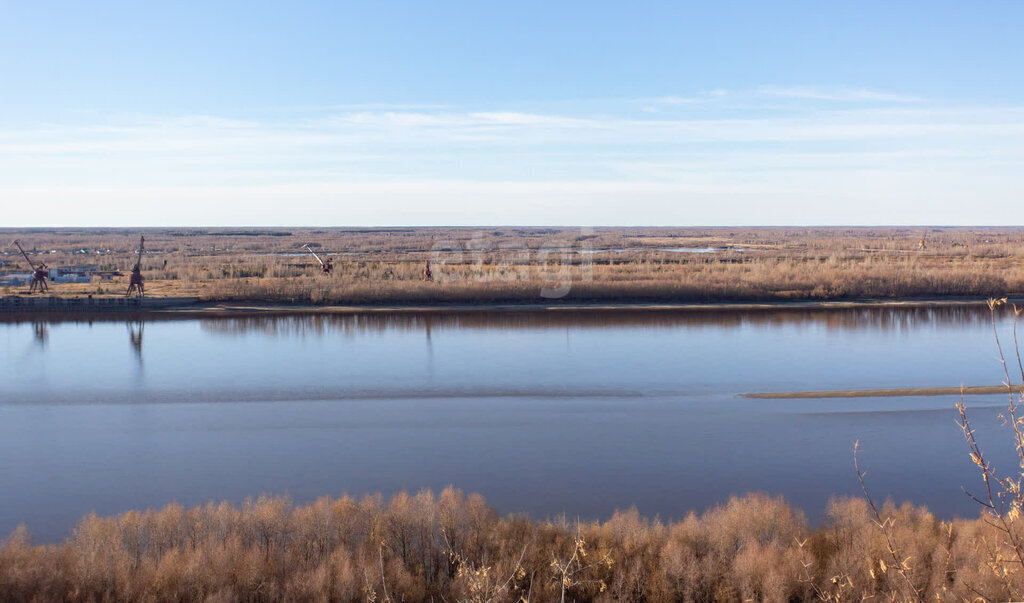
[
  {"x1": 0, "y1": 488, "x2": 1019, "y2": 601},
  {"x1": 167, "y1": 230, "x2": 295, "y2": 237}
]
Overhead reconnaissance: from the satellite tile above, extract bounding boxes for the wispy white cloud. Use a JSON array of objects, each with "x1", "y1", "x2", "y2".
[
  {"x1": 756, "y1": 86, "x2": 924, "y2": 103},
  {"x1": 2, "y1": 88, "x2": 1023, "y2": 225},
  {"x1": 642, "y1": 89, "x2": 731, "y2": 106},
  {"x1": 3, "y1": 107, "x2": 1022, "y2": 166}
]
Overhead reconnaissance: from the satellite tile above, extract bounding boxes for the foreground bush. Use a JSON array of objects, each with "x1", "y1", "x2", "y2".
[{"x1": 1, "y1": 488, "x2": 1021, "y2": 602}]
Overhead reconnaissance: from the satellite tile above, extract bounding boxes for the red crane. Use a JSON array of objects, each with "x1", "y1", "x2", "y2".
[
  {"x1": 126, "y1": 235, "x2": 145, "y2": 298},
  {"x1": 11, "y1": 240, "x2": 49, "y2": 293}
]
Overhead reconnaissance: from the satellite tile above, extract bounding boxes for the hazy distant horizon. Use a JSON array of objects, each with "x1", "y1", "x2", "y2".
[{"x1": 5, "y1": 224, "x2": 1024, "y2": 230}]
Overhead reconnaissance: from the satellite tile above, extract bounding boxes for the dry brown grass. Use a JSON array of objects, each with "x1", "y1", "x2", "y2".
[
  {"x1": 3, "y1": 226, "x2": 1024, "y2": 304},
  {"x1": 3, "y1": 488, "x2": 1024, "y2": 602}
]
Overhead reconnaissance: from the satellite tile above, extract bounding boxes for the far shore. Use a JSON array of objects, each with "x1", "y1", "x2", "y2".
[{"x1": 0, "y1": 294, "x2": 1019, "y2": 321}]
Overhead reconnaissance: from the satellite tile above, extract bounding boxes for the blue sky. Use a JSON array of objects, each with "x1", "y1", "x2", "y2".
[{"x1": 2, "y1": 1, "x2": 1022, "y2": 226}]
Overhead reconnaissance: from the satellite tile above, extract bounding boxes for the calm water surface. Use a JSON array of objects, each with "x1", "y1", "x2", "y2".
[{"x1": 1, "y1": 307, "x2": 1019, "y2": 541}]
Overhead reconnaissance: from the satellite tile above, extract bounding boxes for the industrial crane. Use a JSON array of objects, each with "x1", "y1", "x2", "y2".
[
  {"x1": 303, "y1": 244, "x2": 333, "y2": 274},
  {"x1": 10, "y1": 240, "x2": 49, "y2": 293},
  {"x1": 126, "y1": 235, "x2": 145, "y2": 297}
]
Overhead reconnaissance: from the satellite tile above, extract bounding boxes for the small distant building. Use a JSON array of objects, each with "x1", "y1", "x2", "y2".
[
  {"x1": 90, "y1": 270, "x2": 123, "y2": 280},
  {"x1": 49, "y1": 268, "x2": 91, "y2": 283},
  {"x1": 53, "y1": 265, "x2": 98, "y2": 277},
  {"x1": 48, "y1": 265, "x2": 122, "y2": 281},
  {"x1": 0, "y1": 264, "x2": 121, "y2": 286},
  {"x1": 0, "y1": 272, "x2": 33, "y2": 287}
]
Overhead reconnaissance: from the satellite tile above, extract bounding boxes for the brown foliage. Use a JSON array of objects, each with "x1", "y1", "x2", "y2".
[
  {"x1": 5, "y1": 226, "x2": 1024, "y2": 303},
  {"x1": 1, "y1": 487, "x2": 1021, "y2": 601}
]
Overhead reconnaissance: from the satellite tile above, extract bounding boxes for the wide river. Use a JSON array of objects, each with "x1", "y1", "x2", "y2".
[{"x1": 1, "y1": 306, "x2": 1020, "y2": 541}]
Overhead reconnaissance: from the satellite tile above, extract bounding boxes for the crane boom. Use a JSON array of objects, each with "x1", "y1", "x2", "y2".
[
  {"x1": 10, "y1": 239, "x2": 49, "y2": 293},
  {"x1": 133, "y1": 236, "x2": 145, "y2": 271},
  {"x1": 126, "y1": 235, "x2": 146, "y2": 298},
  {"x1": 303, "y1": 244, "x2": 325, "y2": 267},
  {"x1": 11, "y1": 240, "x2": 37, "y2": 271}
]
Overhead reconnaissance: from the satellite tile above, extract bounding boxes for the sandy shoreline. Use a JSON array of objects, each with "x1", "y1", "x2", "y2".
[{"x1": 745, "y1": 385, "x2": 1024, "y2": 399}]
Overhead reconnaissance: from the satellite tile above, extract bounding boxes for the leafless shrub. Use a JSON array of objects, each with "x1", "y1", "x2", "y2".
[
  {"x1": 951, "y1": 298, "x2": 1024, "y2": 599},
  {"x1": 3, "y1": 487, "x2": 1024, "y2": 601}
]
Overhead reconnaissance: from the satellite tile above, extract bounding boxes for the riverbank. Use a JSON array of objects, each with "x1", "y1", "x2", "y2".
[{"x1": 0, "y1": 294, "x2": 1017, "y2": 321}]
